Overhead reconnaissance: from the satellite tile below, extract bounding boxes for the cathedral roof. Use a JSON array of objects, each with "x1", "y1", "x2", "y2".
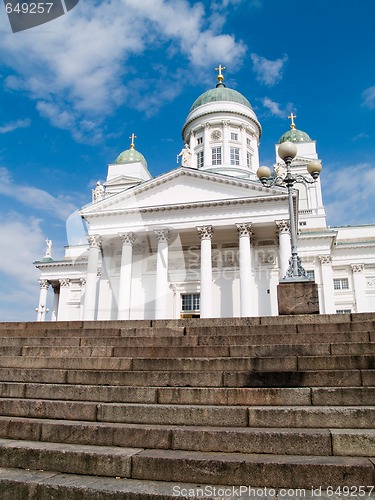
[
  {"x1": 189, "y1": 83, "x2": 253, "y2": 112},
  {"x1": 114, "y1": 134, "x2": 147, "y2": 167},
  {"x1": 278, "y1": 115, "x2": 312, "y2": 144}
]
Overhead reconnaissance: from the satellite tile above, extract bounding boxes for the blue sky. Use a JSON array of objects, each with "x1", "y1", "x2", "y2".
[{"x1": 0, "y1": 0, "x2": 374, "y2": 321}]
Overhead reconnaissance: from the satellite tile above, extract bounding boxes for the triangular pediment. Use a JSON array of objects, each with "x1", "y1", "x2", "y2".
[{"x1": 81, "y1": 167, "x2": 287, "y2": 216}]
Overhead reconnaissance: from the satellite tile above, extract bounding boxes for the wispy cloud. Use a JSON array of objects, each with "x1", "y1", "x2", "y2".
[
  {"x1": 323, "y1": 163, "x2": 375, "y2": 225},
  {"x1": 362, "y1": 86, "x2": 375, "y2": 109},
  {"x1": 0, "y1": 167, "x2": 77, "y2": 220},
  {"x1": 260, "y1": 97, "x2": 294, "y2": 119},
  {"x1": 0, "y1": 0, "x2": 247, "y2": 143},
  {"x1": 0, "y1": 118, "x2": 31, "y2": 134},
  {"x1": 261, "y1": 97, "x2": 285, "y2": 117},
  {"x1": 251, "y1": 53, "x2": 288, "y2": 87}
]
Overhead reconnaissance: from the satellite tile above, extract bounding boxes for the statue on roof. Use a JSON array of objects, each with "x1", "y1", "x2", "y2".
[
  {"x1": 44, "y1": 239, "x2": 52, "y2": 259},
  {"x1": 92, "y1": 181, "x2": 105, "y2": 202},
  {"x1": 177, "y1": 143, "x2": 192, "y2": 167}
]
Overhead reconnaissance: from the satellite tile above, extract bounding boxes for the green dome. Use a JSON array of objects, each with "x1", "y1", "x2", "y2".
[
  {"x1": 190, "y1": 84, "x2": 253, "y2": 112},
  {"x1": 115, "y1": 147, "x2": 147, "y2": 167},
  {"x1": 278, "y1": 128, "x2": 312, "y2": 144}
]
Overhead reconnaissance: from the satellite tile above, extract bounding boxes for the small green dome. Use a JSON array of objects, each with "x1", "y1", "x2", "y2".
[
  {"x1": 115, "y1": 147, "x2": 147, "y2": 167},
  {"x1": 278, "y1": 128, "x2": 312, "y2": 144},
  {"x1": 190, "y1": 84, "x2": 253, "y2": 112}
]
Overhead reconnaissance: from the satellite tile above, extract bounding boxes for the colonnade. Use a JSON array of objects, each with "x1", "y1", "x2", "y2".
[{"x1": 36, "y1": 222, "x2": 368, "y2": 321}]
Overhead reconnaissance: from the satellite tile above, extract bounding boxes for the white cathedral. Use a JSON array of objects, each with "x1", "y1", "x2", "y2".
[{"x1": 35, "y1": 68, "x2": 375, "y2": 321}]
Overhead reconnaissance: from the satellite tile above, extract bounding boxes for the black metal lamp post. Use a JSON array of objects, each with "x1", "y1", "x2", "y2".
[{"x1": 257, "y1": 141, "x2": 322, "y2": 281}]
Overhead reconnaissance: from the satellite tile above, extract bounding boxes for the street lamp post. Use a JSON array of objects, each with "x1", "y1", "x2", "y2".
[
  {"x1": 257, "y1": 141, "x2": 322, "y2": 282},
  {"x1": 257, "y1": 141, "x2": 322, "y2": 315}
]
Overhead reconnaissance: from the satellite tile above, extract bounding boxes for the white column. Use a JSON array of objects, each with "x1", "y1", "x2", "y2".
[
  {"x1": 154, "y1": 229, "x2": 171, "y2": 319},
  {"x1": 276, "y1": 220, "x2": 291, "y2": 279},
  {"x1": 189, "y1": 131, "x2": 196, "y2": 167},
  {"x1": 83, "y1": 234, "x2": 101, "y2": 321},
  {"x1": 51, "y1": 284, "x2": 59, "y2": 321},
  {"x1": 203, "y1": 123, "x2": 211, "y2": 167},
  {"x1": 236, "y1": 223, "x2": 253, "y2": 317},
  {"x1": 57, "y1": 279, "x2": 70, "y2": 321},
  {"x1": 240, "y1": 124, "x2": 248, "y2": 167},
  {"x1": 197, "y1": 225, "x2": 213, "y2": 318},
  {"x1": 79, "y1": 279, "x2": 86, "y2": 320},
  {"x1": 36, "y1": 279, "x2": 49, "y2": 322},
  {"x1": 118, "y1": 232, "x2": 136, "y2": 320},
  {"x1": 319, "y1": 255, "x2": 336, "y2": 314},
  {"x1": 351, "y1": 264, "x2": 367, "y2": 313},
  {"x1": 222, "y1": 120, "x2": 230, "y2": 165}
]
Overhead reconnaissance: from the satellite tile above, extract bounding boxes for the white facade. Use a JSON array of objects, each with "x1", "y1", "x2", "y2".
[{"x1": 35, "y1": 74, "x2": 375, "y2": 320}]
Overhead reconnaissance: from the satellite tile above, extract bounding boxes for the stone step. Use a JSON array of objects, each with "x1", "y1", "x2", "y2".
[
  {"x1": 0, "y1": 416, "x2": 342, "y2": 456},
  {"x1": 0, "y1": 319, "x2": 373, "y2": 339},
  {"x1": 0, "y1": 438, "x2": 142, "y2": 477},
  {"x1": 0, "y1": 355, "x2": 298, "y2": 371},
  {"x1": 130, "y1": 448, "x2": 374, "y2": 489},
  {"x1": 185, "y1": 321, "x2": 374, "y2": 337},
  {"x1": 1, "y1": 468, "x2": 374, "y2": 500},
  {"x1": 2, "y1": 416, "x2": 374, "y2": 458},
  {"x1": 198, "y1": 331, "x2": 371, "y2": 346},
  {"x1": 0, "y1": 366, "x2": 371, "y2": 387},
  {"x1": 2, "y1": 382, "x2": 375, "y2": 406},
  {"x1": 248, "y1": 406, "x2": 375, "y2": 429},
  {"x1": 224, "y1": 369, "x2": 368, "y2": 387},
  {"x1": 1, "y1": 399, "x2": 373, "y2": 429},
  {"x1": 0, "y1": 439, "x2": 373, "y2": 489},
  {"x1": 0, "y1": 382, "x2": 311, "y2": 405},
  {"x1": 1, "y1": 341, "x2": 374, "y2": 359}
]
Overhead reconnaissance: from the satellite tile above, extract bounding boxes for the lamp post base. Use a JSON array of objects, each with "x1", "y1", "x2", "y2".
[{"x1": 277, "y1": 281, "x2": 319, "y2": 315}]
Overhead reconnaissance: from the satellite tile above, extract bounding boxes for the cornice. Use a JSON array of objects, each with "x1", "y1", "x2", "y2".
[
  {"x1": 182, "y1": 107, "x2": 262, "y2": 138},
  {"x1": 83, "y1": 193, "x2": 290, "y2": 220},
  {"x1": 81, "y1": 167, "x2": 288, "y2": 216},
  {"x1": 34, "y1": 260, "x2": 88, "y2": 269}
]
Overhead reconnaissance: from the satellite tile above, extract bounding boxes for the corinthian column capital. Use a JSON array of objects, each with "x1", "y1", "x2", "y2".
[{"x1": 197, "y1": 225, "x2": 214, "y2": 240}]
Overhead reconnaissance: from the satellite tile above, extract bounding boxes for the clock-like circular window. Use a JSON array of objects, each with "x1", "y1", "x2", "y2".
[{"x1": 211, "y1": 130, "x2": 222, "y2": 140}]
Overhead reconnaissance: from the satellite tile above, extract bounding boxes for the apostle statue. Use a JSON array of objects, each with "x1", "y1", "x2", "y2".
[{"x1": 177, "y1": 144, "x2": 192, "y2": 167}]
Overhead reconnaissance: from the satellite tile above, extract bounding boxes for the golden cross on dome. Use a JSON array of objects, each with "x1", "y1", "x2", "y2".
[
  {"x1": 129, "y1": 133, "x2": 137, "y2": 149},
  {"x1": 215, "y1": 64, "x2": 226, "y2": 84},
  {"x1": 288, "y1": 113, "x2": 297, "y2": 129}
]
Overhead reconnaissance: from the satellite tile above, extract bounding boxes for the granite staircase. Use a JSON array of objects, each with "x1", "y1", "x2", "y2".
[{"x1": 0, "y1": 313, "x2": 374, "y2": 499}]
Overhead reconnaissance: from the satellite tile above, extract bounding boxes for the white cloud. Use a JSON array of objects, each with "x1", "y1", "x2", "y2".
[
  {"x1": 362, "y1": 86, "x2": 375, "y2": 109},
  {"x1": 0, "y1": 118, "x2": 31, "y2": 134},
  {"x1": 261, "y1": 97, "x2": 285, "y2": 117},
  {"x1": 0, "y1": 167, "x2": 77, "y2": 220},
  {"x1": 0, "y1": 0, "x2": 247, "y2": 142},
  {"x1": 0, "y1": 213, "x2": 45, "y2": 321},
  {"x1": 323, "y1": 163, "x2": 375, "y2": 225},
  {"x1": 251, "y1": 53, "x2": 288, "y2": 86}
]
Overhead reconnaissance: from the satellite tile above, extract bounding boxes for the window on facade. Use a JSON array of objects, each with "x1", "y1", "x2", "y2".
[
  {"x1": 230, "y1": 147, "x2": 240, "y2": 165},
  {"x1": 231, "y1": 132, "x2": 238, "y2": 141},
  {"x1": 197, "y1": 150, "x2": 204, "y2": 169},
  {"x1": 333, "y1": 278, "x2": 349, "y2": 290},
  {"x1": 246, "y1": 137, "x2": 251, "y2": 146},
  {"x1": 181, "y1": 293, "x2": 200, "y2": 312},
  {"x1": 336, "y1": 309, "x2": 351, "y2": 314},
  {"x1": 212, "y1": 147, "x2": 222, "y2": 165},
  {"x1": 247, "y1": 151, "x2": 252, "y2": 168},
  {"x1": 197, "y1": 137, "x2": 203, "y2": 145},
  {"x1": 306, "y1": 270, "x2": 315, "y2": 281}
]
